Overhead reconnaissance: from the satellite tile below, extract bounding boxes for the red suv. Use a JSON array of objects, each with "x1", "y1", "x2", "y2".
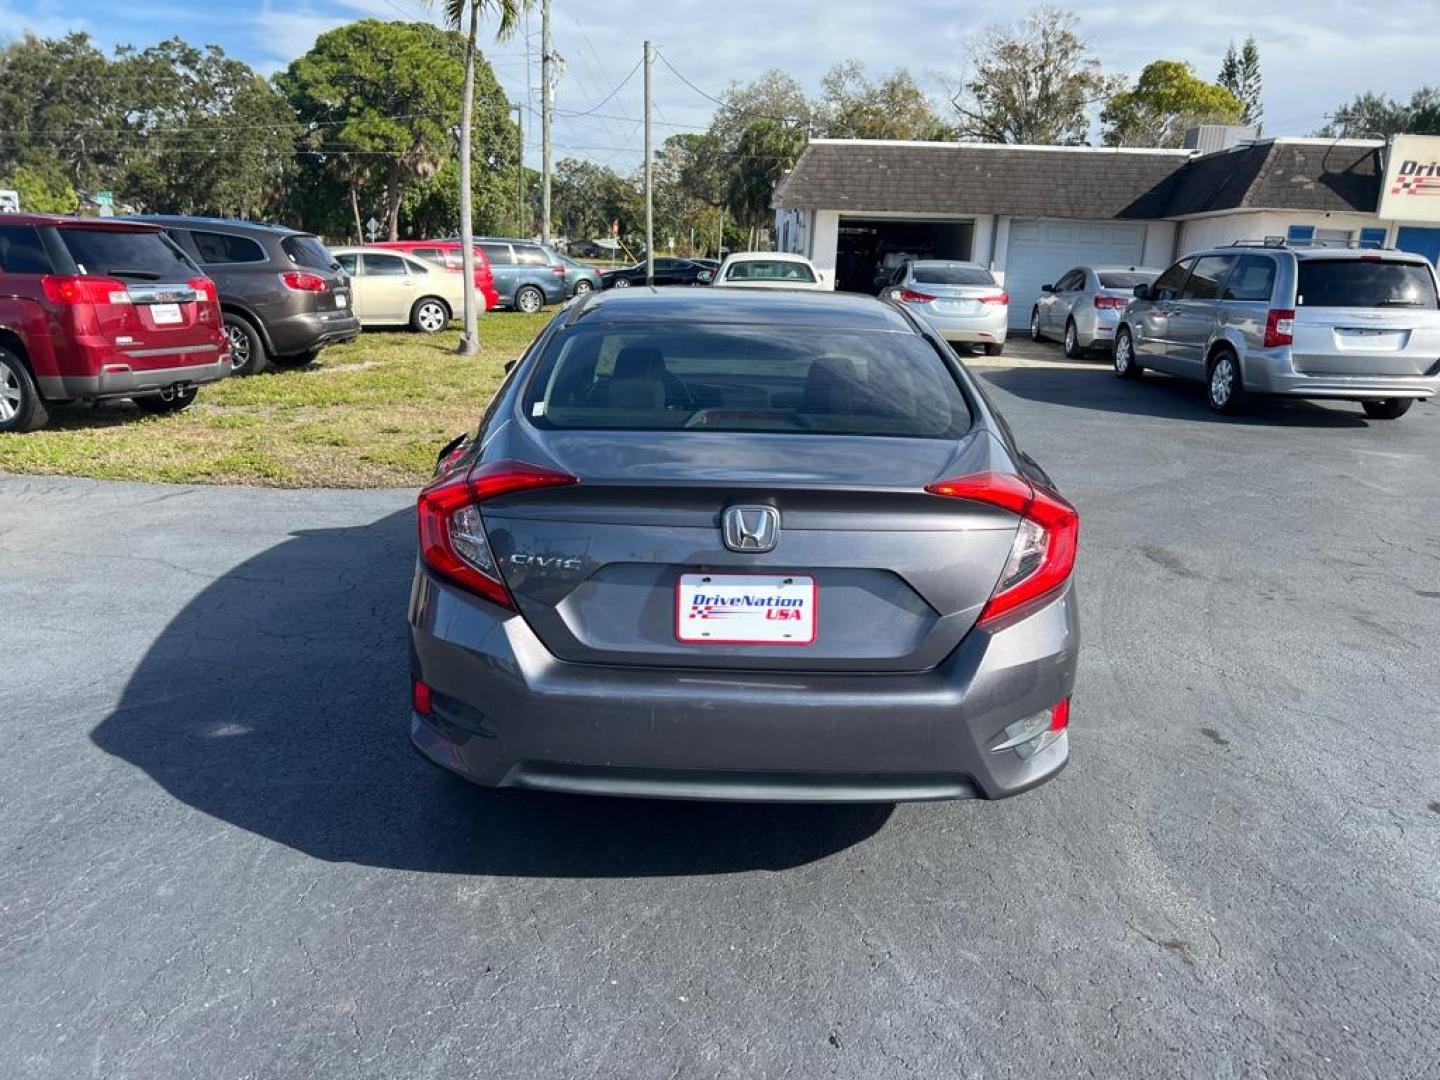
[
  {"x1": 0, "y1": 215, "x2": 229, "y2": 432},
  {"x1": 370, "y1": 240, "x2": 500, "y2": 311}
]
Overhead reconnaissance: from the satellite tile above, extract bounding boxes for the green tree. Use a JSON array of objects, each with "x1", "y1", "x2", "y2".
[
  {"x1": 2, "y1": 164, "x2": 80, "y2": 213},
  {"x1": 421, "y1": 0, "x2": 531, "y2": 354},
  {"x1": 551, "y1": 157, "x2": 638, "y2": 244},
  {"x1": 1102, "y1": 60, "x2": 1244, "y2": 147},
  {"x1": 1217, "y1": 37, "x2": 1262, "y2": 127},
  {"x1": 951, "y1": 6, "x2": 1117, "y2": 144},
  {"x1": 726, "y1": 118, "x2": 807, "y2": 243},
  {"x1": 278, "y1": 21, "x2": 466, "y2": 243},
  {"x1": 116, "y1": 39, "x2": 295, "y2": 216},
  {"x1": 816, "y1": 61, "x2": 953, "y2": 141},
  {"x1": 1319, "y1": 87, "x2": 1440, "y2": 138}
]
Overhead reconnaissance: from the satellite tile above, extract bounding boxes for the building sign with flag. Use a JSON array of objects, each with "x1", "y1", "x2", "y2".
[{"x1": 1377, "y1": 134, "x2": 1440, "y2": 222}]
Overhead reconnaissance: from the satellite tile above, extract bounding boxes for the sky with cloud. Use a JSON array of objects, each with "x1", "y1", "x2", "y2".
[{"x1": 7, "y1": 0, "x2": 1435, "y2": 171}]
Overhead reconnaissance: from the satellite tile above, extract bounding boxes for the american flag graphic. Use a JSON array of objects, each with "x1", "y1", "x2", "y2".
[{"x1": 1391, "y1": 174, "x2": 1440, "y2": 197}]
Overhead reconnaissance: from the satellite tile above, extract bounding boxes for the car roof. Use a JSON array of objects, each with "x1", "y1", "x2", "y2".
[
  {"x1": 564, "y1": 286, "x2": 916, "y2": 332},
  {"x1": 0, "y1": 212, "x2": 161, "y2": 232},
  {"x1": 329, "y1": 245, "x2": 421, "y2": 258},
  {"x1": 1194, "y1": 245, "x2": 1429, "y2": 264},
  {"x1": 128, "y1": 214, "x2": 309, "y2": 237},
  {"x1": 1088, "y1": 265, "x2": 1161, "y2": 273},
  {"x1": 724, "y1": 251, "x2": 813, "y2": 263},
  {"x1": 910, "y1": 259, "x2": 988, "y2": 270}
]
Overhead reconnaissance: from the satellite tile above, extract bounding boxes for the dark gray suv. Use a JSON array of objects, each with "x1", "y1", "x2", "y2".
[
  {"x1": 131, "y1": 216, "x2": 359, "y2": 375},
  {"x1": 1114, "y1": 243, "x2": 1440, "y2": 417}
]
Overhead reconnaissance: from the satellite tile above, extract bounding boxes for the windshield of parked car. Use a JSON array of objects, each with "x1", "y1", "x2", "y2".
[
  {"x1": 524, "y1": 327, "x2": 972, "y2": 438},
  {"x1": 1098, "y1": 271, "x2": 1157, "y2": 289},
  {"x1": 912, "y1": 264, "x2": 995, "y2": 286},
  {"x1": 282, "y1": 235, "x2": 340, "y2": 272},
  {"x1": 58, "y1": 227, "x2": 197, "y2": 281},
  {"x1": 725, "y1": 260, "x2": 817, "y2": 283},
  {"x1": 1296, "y1": 259, "x2": 1439, "y2": 309}
]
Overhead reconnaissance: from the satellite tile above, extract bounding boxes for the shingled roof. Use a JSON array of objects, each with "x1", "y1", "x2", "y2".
[{"x1": 772, "y1": 138, "x2": 1387, "y2": 220}]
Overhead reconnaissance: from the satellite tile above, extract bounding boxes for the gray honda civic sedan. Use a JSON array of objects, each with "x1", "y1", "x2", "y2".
[{"x1": 409, "y1": 287, "x2": 1080, "y2": 802}]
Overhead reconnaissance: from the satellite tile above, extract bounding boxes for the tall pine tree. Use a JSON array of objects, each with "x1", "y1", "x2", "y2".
[{"x1": 1218, "y1": 37, "x2": 1263, "y2": 128}]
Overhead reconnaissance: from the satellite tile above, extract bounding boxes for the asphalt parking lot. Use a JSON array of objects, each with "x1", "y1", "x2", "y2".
[{"x1": 2, "y1": 340, "x2": 1437, "y2": 1079}]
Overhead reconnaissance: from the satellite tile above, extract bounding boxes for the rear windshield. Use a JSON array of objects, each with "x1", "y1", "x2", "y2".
[
  {"x1": 282, "y1": 234, "x2": 339, "y2": 272},
  {"x1": 524, "y1": 327, "x2": 972, "y2": 439},
  {"x1": 1098, "y1": 271, "x2": 1156, "y2": 289},
  {"x1": 58, "y1": 228, "x2": 196, "y2": 282},
  {"x1": 1296, "y1": 260, "x2": 1438, "y2": 309},
  {"x1": 725, "y1": 259, "x2": 816, "y2": 283},
  {"x1": 912, "y1": 265, "x2": 994, "y2": 286}
]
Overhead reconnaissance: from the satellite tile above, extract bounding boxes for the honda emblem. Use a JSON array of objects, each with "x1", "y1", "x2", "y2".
[{"x1": 721, "y1": 505, "x2": 779, "y2": 553}]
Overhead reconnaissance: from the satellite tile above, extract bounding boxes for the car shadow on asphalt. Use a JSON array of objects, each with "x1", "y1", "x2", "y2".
[
  {"x1": 90, "y1": 508, "x2": 892, "y2": 876},
  {"x1": 980, "y1": 364, "x2": 1373, "y2": 428}
]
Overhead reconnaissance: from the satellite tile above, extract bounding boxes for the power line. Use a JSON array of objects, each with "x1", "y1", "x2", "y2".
[
  {"x1": 562, "y1": 59, "x2": 642, "y2": 118},
  {"x1": 654, "y1": 49, "x2": 807, "y2": 125}
]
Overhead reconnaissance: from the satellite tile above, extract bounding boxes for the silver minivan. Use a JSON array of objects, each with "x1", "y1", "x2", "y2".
[{"x1": 1113, "y1": 245, "x2": 1440, "y2": 418}]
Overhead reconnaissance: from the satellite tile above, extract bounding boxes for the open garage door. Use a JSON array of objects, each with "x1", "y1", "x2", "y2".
[
  {"x1": 1004, "y1": 220, "x2": 1146, "y2": 329},
  {"x1": 836, "y1": 218, "x2": 974, "y2": 294}
]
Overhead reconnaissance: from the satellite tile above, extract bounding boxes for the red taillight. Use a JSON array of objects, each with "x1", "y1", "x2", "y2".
[
  {"x1": 41, "y1": 274, "x2": 129, "y2": 305},
  {"x1": 1050, "y1": 697, "x2": 1070, "y2": 732},
  {"x1": 280, "y1": 270, "x2": 328, "y2": 292},
  {"x1": 1264, "y1": 308, "x2": 1295, "y2": 348},
  {"x1": 551, "y1": 265, "x2": 567, "y2": 276},
  {"x1": 416, "y1": 459, "x2": 578, "y2": 609},
  {"x1": 1093, "y1": 294, "x2": 1128, "y2": 310},
  {"x1": 412, "y1": 679, "x2": 434, "y2": 717},
  {"x1": 979, "y1": 292, "x2": 1010, "y2": 305},
  {"x1": 898, "y1": 288, "x2": 936, "y2": 303},
  {"x1": 925, "y1": 470, "x2": 1079, "y2": 627},
  {"x1": 188, "y1": 276, "x2": 218, "y2": 303}
]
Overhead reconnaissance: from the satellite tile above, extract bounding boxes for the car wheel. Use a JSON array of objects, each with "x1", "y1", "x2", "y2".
[
  {"x1": 1063, "y1": 319, "x2": 1083, "y2": 359},
  {"x1": 514, "y1": 286, "x2": 544, "y2": 313},
  {"x1": 133, "y1": 387, "x2": 198, "y2": 415},
  {"x1": 224, "y1": 314, "x2": 268, "y2": 376},
  {"x1": 574, "y1": 280, "x2": 594, "y2": 296},
  {"x1": 411, "y1": 297, "x2": 450, "y2": 334},
  {"x1": 1361, "y1": 398, "x2": 1413, "y2": 420},
  {"x1": 1206, "y1": 349, "x2": 1246, "y2": 414},
  {"x1": 270, "y1": 348, "x2": 322, "y2": 369},
  {"x1": 1113, "y1": 327, "x2": 1141, "y2": 380},
  {"x1": 1029, "y1": 308, "x2": 1045, "y2": 342},
  {"x1": 0, "y1": 347, "x2": 49, "y2": 433},
  {"x1": 612, "y1": 278, "x2": 631, "y2": 289},
  {"x1": 984, "y1": 342, "x2": 1005, "y2": 356}
]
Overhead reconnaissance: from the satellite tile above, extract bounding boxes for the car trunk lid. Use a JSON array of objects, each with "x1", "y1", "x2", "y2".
[{"x1": 482, "y1": 430, "x2": 1020, "y2": 672}]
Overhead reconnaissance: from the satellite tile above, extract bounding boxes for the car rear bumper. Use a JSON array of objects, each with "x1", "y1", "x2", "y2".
[
  {"x1": 1244, "y1": 350, "x2": 1440, "y2": 399},
  {"x1": 1076, "y1": 309, "x2": 1120, "y2": 346},
  {"x1": 913, "y1": 305, "x2": 1009, "y2": 345},
  {"x1": 38, "y1": 354, "x2": 230, "y2": 401},
  {"x1": 266, "y1": 309, "x2": 361, "y2": 356},
  {"x1": 408, "y1": 569, "x2": 1079, "y2": 803}
]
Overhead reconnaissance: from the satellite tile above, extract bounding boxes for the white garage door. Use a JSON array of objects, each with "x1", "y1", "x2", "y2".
[{"x1": 1003, "y1": 219, "x2": 1146, "y2": 329}]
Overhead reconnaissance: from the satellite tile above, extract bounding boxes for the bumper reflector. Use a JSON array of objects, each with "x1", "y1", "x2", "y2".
[
  {"x1": 412, "y1": 678, "x2": 434, "y2": 717},
  {"x1": 992, "y1": 697, "x2": 1070, "y2": 759}
]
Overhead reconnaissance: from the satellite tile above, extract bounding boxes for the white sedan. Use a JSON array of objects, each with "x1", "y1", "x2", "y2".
[
  {"x1": 330, "y1": 246, "x2": 472, "y2": 333},
  {"x1": 712, "y1": 252, "x2": 830, "y2": 290}
]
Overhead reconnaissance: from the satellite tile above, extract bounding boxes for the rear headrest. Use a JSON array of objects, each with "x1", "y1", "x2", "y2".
[{"x1": 613, "y1": 346, "x2": 666, "y2": 381}]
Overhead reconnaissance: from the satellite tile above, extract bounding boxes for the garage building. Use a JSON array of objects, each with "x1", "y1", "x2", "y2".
[{"x1": 774, "y1": 133, "x2": 1440, "y2": 331}]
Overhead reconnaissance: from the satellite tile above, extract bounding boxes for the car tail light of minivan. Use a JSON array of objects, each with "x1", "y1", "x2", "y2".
[
  {"x1": 280, "y1": 270, "x2": 328, "y2": 292},
  {"x1": 1094, "y1": 294, "x2": 1129, "y2": 310},
  {"x1": 1264, "y1": 308, "x2": 1295, "y2": 348},
  {"x1": 417, "y1": 460, "x2": 578, "y2": 609},
  {"x1": 41, "y1": 275, "x2": 129, "y2": 305},
  {"x1": 925, "y1": 471, "x2": 1079, "y2": 627}
]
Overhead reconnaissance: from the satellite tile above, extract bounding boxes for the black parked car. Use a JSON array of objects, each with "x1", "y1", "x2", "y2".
[
  {"x1": 601, "y1": 257, "x2": 714, "y2": 289},
  {"x1": 130, "y1": 216, "x2": 359, "y2": 375}
]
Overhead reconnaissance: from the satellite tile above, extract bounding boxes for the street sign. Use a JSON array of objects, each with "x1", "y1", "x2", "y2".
[
  {"x1": 0, "y1": 189, "x2": 18, "y2": 213},
  {"x1": 96, "y1": 190, "x2": 113, "y2": 207},
  {"x1": 365, "y1": 216, "x2": 381, "y2": 242}
]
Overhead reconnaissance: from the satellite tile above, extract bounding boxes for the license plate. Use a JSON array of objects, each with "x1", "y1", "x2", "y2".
[
  {"x1": 335, "y1": 293, "x2": 348, "y2": 308},
  {"x1": 933, "y1": 299, "x2": 978, "y2": 315},
  {"x1": 676, "y1": 573, "x2": 816, "y2": 645},
  {"x1": 150, "y1": 303, "x2": 182, "y2": 325}
]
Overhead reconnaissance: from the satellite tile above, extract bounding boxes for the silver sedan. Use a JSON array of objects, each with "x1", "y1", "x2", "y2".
[
  {"x1": 880, "y1": 261, "x2": 1009, "y2": 355},
  {"x1": 1031, "y1": 265, "x2": 1160, "y2": 358}
]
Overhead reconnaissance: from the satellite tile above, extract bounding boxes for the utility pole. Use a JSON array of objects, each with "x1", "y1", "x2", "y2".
[
  {"x1": 512, "y1": 103, "x2": 525, "y2": 235},
  {"x1": 540, "y1": 0, "x2": 553, "y2": 245},
  {"x1": 643, "y1": 39, "x2": 654, "y2": 285}
]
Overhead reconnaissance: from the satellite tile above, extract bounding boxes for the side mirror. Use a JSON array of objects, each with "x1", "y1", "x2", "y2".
[
  {"x1": 1133, "y1": 284, "x2": 1152, "y2": 300},
  {"x1": 1040, "y1": 283, "x2": 1055, "y2": 293}
]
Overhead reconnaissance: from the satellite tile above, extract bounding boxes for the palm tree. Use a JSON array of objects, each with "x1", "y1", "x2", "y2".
[{"x1": 426, "y1": 0, "x2": 533, "y2": 355}]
